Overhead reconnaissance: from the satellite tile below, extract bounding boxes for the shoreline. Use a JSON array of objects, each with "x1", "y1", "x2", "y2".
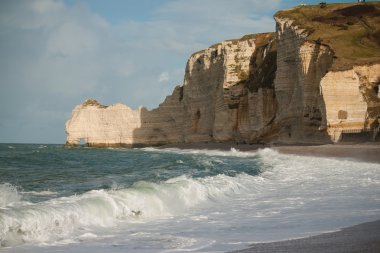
[
  {"x1": 159, "y1": 142, "x2": 380, "y2": 252},
  {"x1": 228, "y1": 219, "x2": 380, "y2": 253},
  {"x1": 159, "y1": 142, "x2": 380, "y2": 164}
]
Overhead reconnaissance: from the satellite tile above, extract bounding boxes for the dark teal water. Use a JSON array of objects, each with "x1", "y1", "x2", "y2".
[{"x1": 0, "y1": 144, "x2": 261, "y2": 202}]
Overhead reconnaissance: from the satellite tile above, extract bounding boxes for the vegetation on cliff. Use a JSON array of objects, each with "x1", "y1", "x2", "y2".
[
  {"x1": 82, "y1": 99, "x2": 107, "y2": 108},
  {"x1": 275, "y1": 2, "x2": 380, "y2": 71}
]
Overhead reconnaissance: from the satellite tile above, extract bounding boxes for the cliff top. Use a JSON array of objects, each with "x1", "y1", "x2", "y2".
[
  {"x1": 275, "y1": 2, "x2": 380, "y2": 71},
  {"x1": 191, "y1": 32, "x2": 275, "y2": 57},
  {"x1": 81, "y1": 99, "x2": 107, "y2": 108}
]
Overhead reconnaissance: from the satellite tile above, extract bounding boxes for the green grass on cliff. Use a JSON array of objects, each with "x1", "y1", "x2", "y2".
[
  {"x1": 82, "y1": 99, "x2": 107, "y2": 108},
  {"x1": 275, "y1": 2, "x2": 380, "y2": 70}
]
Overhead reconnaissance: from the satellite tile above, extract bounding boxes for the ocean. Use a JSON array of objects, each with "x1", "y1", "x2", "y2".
[{"x1": 0, "y1": 144, "x2": 379, "y2": 252}]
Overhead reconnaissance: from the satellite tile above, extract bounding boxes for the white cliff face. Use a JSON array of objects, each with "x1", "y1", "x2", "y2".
[
  {"x1": 181, "y1": 44, "x2": 225, "y2": 143},
  {"x1": 65, "y1": 101, "x2": 142, "y2": 146},
  {"x1": 66, "y1": 88, "x2": 186, "y2": 146},
  {"x1": 248, "y1": 88, "x2": 277, "y2": 141},
  {"x1": 274, "y1": 16, "x2": 380, "y2": 143},
  {"x1": 183, "y1": 37, "x2": 264, "y2": 143},
  {"x1": 66, "y1": 34, "x2": 277, "y2": 146},
  {"x1": 134, "y1": 86, "x2": 185, "y2": 145},
  {"x1": 274, "y1": 17, "x2": 335, "y2": 143},
  {"x1": 321, "y1": 64, "x2": 380, "y2": 142}
]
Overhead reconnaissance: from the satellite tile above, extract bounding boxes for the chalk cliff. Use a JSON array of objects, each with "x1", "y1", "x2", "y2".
[
  {"x1": 66, "y1": 33, "x2": 277, "y2": 146},
  {"x1": 273, "y1": 2, "x2": 380, "y2": 143},
  {"x1": 66, "y1": 2, "x2": 380, "y2": 146}
]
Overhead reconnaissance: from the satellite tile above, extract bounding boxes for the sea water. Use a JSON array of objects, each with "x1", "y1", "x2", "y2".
[{"x1": 0, "y1": 144, "x2": 379, "y2": 252}]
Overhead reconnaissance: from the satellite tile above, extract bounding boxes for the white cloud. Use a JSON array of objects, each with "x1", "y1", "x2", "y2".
[
  {"x1": 46, "y1": 22, "x2": 100, "y2": 56},
  {"x1": 157, "y1": 0, "x2": 281, "y2": 20},
  {"x1": 158, "y1": 72, "x2": 170, "y2": 82},
  {"x1": 31, "y1": 0, "x2": 63, "y2": 14}
]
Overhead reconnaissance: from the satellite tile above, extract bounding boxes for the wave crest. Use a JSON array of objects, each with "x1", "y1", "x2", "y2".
[
  {"x1": 0, "y1": 173, "x2": 251, "y2": 247},
  {"x1": 0, "y1": 183, "x2": 21, "y2": 208}
]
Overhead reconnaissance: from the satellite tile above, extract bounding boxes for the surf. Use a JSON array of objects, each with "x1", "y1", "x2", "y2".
[{"x1": 0, "y1": 172, "x2": 253, "y2": 247}]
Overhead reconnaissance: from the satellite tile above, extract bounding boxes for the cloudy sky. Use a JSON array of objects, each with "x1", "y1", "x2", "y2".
[{"x1": 0, "y1": 0, "x2": 361, "y2": 143}]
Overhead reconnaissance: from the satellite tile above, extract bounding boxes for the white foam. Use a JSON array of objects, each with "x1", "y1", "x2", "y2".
[
  {"x1": 21, "y1": 191, "x2": 59, "y2": 196},
  {"x1": 0, "y1": 183, "x2": 21, "y2": 208},
  {"x1": 78, "y1": 233, "x2": 98, "y2": 239},
  {"x1": 140, "y1": 146, "x2": 260, "y2": 158},
  {"x1": 0, "y1": 173, "x2": 252, "y2": 247},
  {"x1": 230, "y1": 147, "x2": 239, "y2": 152}
]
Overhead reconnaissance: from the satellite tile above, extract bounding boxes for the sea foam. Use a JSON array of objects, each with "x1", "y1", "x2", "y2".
[
  {"x1": 0, "y1": 173, "x2": 252, "y2": 247},
  {"x1": 0, "y1": 183, "x2": 21, "y2": 208}
]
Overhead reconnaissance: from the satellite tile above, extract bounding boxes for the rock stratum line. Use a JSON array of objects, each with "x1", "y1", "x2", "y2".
[{"x1": 66, "y1": 3, "x2": 380, "y2": 147}]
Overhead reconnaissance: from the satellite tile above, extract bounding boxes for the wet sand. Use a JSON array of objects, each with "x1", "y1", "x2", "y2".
[
  {"x1": 273, "y1": 144, "x2": 380, "y2": 164},
  {"x1": 229, "y1": 220, "x2": 380, "y2": 253},
  {"x1": 159, "y1": 142, "x2": 380, "y2": 164}
]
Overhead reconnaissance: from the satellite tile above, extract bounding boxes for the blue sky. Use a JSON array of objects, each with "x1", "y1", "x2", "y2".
[{"x1": 0, "y1": 0, "x2": 373, "y2": 143}]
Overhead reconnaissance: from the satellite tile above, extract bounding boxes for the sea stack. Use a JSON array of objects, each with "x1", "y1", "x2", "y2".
[{"x1": 66, "y1": 2, "x2": 380, "y2": 147}]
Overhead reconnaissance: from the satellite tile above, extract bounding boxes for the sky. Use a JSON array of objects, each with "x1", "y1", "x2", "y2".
[{"x1": 0, "y1": 0, "x2": 370, "y2": 144}]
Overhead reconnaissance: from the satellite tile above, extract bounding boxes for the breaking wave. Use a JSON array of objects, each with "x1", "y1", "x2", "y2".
[
  {"x1": 0, "y1": 183, "x2": 21, "y2": 208},
  {"x1": 0, "y1": 173, "x2": 253, "y2": 247}
]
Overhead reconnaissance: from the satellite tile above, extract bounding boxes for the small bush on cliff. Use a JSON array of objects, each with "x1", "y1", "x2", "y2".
[{"x1": 82, "y1": 99, "x2": 107, "y2": 108}]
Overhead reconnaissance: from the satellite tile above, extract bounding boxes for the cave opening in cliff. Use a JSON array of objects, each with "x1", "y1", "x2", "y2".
[{"x1": 79, "y1": 138, "x2": 87, "y2": 146}]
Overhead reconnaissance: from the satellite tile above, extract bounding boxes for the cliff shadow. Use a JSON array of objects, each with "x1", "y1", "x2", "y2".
[
  {"x1": 237, "y1": 34, "x2": 279, "y2": 143},
  {"x1": 131, "y1": 86, "x2": 186, "y2": 147}
]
